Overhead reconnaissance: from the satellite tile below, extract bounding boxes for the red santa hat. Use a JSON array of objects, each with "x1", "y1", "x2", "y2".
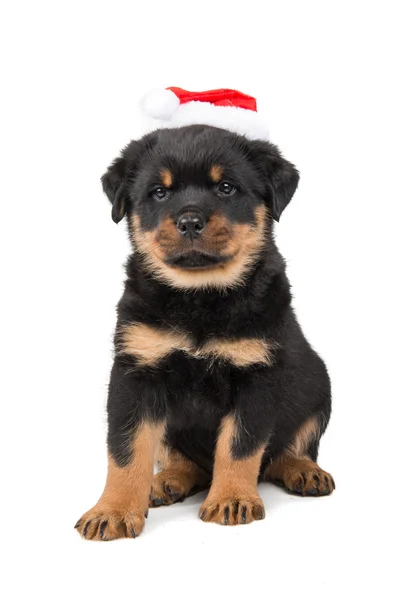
[{"x1": 140, "y1": 87, "x2": 270, "y2": 140}]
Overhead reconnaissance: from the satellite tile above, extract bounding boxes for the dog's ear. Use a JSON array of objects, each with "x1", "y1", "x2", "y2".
[
  {"x1": 101, "y1": 156, "x2": 129, "y2": 223},
  {"x1": 101, "y1": 141, "x2": 144, "y2": 224},
  {"x1": 249, "y1": 140, "x2": 299, "y2": 222}
]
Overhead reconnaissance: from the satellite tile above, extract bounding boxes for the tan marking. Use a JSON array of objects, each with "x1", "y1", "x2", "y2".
[
  {"x1": 199, "y1": 415, "x2": 265, "y2": 525},
  {"x1": 118, "y1": 322, "x2": 277, "y2": 368},
  {"x1": 150, "y1": 445, "x2": 210, "y2": 506},
  {"x1": 75, "y1": 421, "x2": 165, "y2": 541},
  {"x1": 118, "y1": 323, "x2": 192, "y2": 367},
  {"x1": 202, "y1": 213, "x2": 232, "y2": 251},
  {"x1": 209, "y1": 164, "x2": 224, "y2": 183},
  {"x1": 154, "y1": 216, "x2": 181, "y2": 254},
  {"x1": 197, "y1": 338, "x2": 278, "y2": 367},
  {"x1": 264, "y1": 455, "x2": 335, "y2": 496},
  {"x1": 132, "y1": 205, "x2": 267, "y2": 291},
  {"x1": 160, "y1": 168, "x2": 173, "y2": 188},
  {"x1": 287, "y1": 416, "x2": 320, "y2": 457}
]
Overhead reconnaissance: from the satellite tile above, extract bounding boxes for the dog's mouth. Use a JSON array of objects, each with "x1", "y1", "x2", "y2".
[{"x1": 165, "y1": 250, "x2": 232, "y2": 270}]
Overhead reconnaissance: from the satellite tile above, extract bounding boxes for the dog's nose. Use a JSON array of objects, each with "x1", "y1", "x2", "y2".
[{"x1": 176, "y1": 213, "x2": 205, "y2": 236}]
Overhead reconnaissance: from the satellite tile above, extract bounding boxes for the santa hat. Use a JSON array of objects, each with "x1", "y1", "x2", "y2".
[{"x1": 140, "y1": 87, "x2": 270, "y2": 141}]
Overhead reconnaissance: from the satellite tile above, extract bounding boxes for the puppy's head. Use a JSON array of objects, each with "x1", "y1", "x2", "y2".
[{"x1": 102, "y1": 126, "x2": 299, "y2": 290}]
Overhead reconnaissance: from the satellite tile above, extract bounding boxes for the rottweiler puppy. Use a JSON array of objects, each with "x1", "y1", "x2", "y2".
[{"x1": 75, "y1": 124, "x2": 334, "y2": 541}]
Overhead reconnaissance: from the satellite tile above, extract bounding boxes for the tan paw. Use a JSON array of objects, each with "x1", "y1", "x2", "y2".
[
  {"x1": 75, "y1": 502, "x2": 148, "y2": 541},
  {"x1": 280, "y1": 465, "x2": 335, "y2": 496},
  {"x1": 199, "y1": 492, "x2": 265, "y2": 526},
  {"x1": 149, "y1": 469, "x2": 200, "y2": 507}
]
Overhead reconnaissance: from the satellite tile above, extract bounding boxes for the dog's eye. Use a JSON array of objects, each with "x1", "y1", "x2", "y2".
[
  {"x1": 218, "y1": 181, "x2": 236, "y2": 196},
  {"x1": 152, "y1": 186, "x2": 167, "y2": 200}
]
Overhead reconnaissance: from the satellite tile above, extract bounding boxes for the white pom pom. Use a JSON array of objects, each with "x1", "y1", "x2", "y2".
[{"x1": 141, "y1": 89, "x2": 180, "y2": 120}]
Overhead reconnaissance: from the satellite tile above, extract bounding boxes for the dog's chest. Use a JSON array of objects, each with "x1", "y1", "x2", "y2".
[
  {"x1": 163, "y1": 350, "x2": 232, "y2": 428},
  {"x1": 117, "y1": 322, "x2": 277, "y2": 369}
]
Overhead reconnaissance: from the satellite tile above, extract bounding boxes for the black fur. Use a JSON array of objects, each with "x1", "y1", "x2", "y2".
[{"x1": 102, "y1": 125, "x2": 331, "y2": 474}]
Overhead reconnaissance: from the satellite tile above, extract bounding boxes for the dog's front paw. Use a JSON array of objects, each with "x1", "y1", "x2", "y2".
[
  {"x1": 75, "y1": 501, "x2": 148, "y2": 541},
  {"x1": 199, "y1": 492, "x2": 265, "y2": 526}
]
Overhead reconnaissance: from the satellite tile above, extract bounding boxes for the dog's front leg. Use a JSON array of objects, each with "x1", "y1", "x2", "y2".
[
  {"x1": 75, "y1": 358, "x2": 166, "y2": 540},
  {"x1": 199, "y1": 372, "x2": 271, "y2": 526}
]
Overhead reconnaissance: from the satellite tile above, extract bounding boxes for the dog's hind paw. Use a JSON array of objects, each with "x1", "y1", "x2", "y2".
[{"x1": 149, "y1": 470, "x2": 194, "y2": 507}]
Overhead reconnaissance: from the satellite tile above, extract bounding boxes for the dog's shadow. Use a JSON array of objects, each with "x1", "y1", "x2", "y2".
[{"x1": 144, "y1": 482, "x2": 302, "y2": 533}]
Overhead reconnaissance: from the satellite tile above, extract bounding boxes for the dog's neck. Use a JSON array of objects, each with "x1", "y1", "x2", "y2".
[{"x1": 120, "y1": 240, "x2": 292, "y2": 339}]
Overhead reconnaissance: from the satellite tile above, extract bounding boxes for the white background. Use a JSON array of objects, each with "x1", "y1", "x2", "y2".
[{"x1": 1, "y1": 1, "x2": 399, "y2": 598}]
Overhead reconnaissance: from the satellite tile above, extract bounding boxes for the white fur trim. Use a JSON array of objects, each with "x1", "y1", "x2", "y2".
[
  {"x1": 141, "y1": 88, "x2": 180, "y2": 120},
  {"x1": 142, "y1": 99, "x2": 270, "y2": 141}
]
